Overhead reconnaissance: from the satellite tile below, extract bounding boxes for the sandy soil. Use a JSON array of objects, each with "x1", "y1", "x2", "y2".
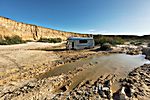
[{"x1": 0, "y1": 42, "x2": 69, "y2": 88}]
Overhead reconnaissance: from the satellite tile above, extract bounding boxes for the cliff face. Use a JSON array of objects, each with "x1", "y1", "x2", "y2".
[{"x1": 0, "y1": 16, "x2": 88, "y2": 40}]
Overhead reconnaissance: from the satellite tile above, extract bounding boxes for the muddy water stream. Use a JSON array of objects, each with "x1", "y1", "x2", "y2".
[{"x1": 40, "y1": 54, "x2": 150, "y2": 92}]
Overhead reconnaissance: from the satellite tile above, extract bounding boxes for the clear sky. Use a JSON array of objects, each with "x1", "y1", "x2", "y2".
[{"x1": 0, "y1": 0, "x2": 150, "y2": 35}]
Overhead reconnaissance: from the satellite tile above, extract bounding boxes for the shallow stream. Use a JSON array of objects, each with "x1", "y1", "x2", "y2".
[{"x1": 40, "y1": 53, "x2": 150, "y2": 92}]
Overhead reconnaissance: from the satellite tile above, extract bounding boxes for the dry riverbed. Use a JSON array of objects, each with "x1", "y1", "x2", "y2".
[{"x1": 0, "y1": 42, "x2": 149, "y2": 100}]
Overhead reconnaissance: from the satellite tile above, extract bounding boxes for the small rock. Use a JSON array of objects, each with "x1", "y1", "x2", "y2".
[
  {"x1": 102, "y1": 87, "x2": 109, "y2": 91},
  {"x1": 119, "y1": 87, "x2": 129, "y2": 100}
]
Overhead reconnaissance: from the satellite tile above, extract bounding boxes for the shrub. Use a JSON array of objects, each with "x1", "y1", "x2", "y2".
[
  {"x1": 0, "y1": 39, "x2": 7, "y2": 45},
  {"x1": 94, "y1": 36, "x2": 124, "y2": 46},
  {"x1": 0, "y1": 35, "x2": 25, "y2": 45},
  {"x1": 130, "y1": 41, "x2": 135, "y2": 45},
  {"x1": 100, "y1": 43, "x2": 112, "y2": 51},
  {"x1": 37, "y1": 38, "x2": 62, "y2": 43},
  {"x1": 130, "y1": 40, "x2": 143, "y2": 46}
]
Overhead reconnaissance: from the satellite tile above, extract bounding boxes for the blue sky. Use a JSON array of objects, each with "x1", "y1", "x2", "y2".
[{"x1": 0, "y1": 0, "x2": 150, "y2": 35}]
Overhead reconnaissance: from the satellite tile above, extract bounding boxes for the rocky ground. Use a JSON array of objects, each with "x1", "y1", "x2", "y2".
[
  {"x1": 118, "y1": 64, "x2": 150, "y2": 100},
  {"x1": 0, "y1": 42, "x2": 149, "y2": 100},
  {"x1": 52, "y1": 74, "x2": 116, "y2": 100},
  {"x1": 52, "y1": 64, "x2": 150, "y2": 100}
]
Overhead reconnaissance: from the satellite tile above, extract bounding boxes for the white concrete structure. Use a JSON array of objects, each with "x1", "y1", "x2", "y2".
[{"x1": 66, "y1": 37, "x2": 95, "y2": 50}]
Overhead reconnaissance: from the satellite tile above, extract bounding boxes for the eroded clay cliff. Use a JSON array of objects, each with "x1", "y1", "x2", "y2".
[{"x1": 0, "y1": 16, "x2": 88, "y2": 40}]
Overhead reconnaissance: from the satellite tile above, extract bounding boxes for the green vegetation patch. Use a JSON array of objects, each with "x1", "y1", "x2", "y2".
[
  {"x1": 94, "y1": 36, "x2": 124, "y2": 46},
  {"x1": 37, "y1": 37, "x2": 62, "y2": 43},
  {"x1": 130, "y1": 40, "x2": 143, "y2": 46},
  {"x1": 0, "y1": 35, "x2": 25, "y2": 45}
]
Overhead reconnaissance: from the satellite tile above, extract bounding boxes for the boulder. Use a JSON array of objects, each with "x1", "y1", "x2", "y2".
[{"x1": 142, "y1": 47, "x2": 150, "y2": 60}]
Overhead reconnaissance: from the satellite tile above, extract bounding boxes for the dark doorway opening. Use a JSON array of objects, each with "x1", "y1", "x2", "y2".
[{"x1": 72, "y1": 42, "x2": 74, "y2": 49}]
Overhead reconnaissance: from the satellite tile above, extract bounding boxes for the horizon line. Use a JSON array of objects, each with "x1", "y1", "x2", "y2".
[{"x1": 1, "y1": 16, "x2": 150, "y2": 36}]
